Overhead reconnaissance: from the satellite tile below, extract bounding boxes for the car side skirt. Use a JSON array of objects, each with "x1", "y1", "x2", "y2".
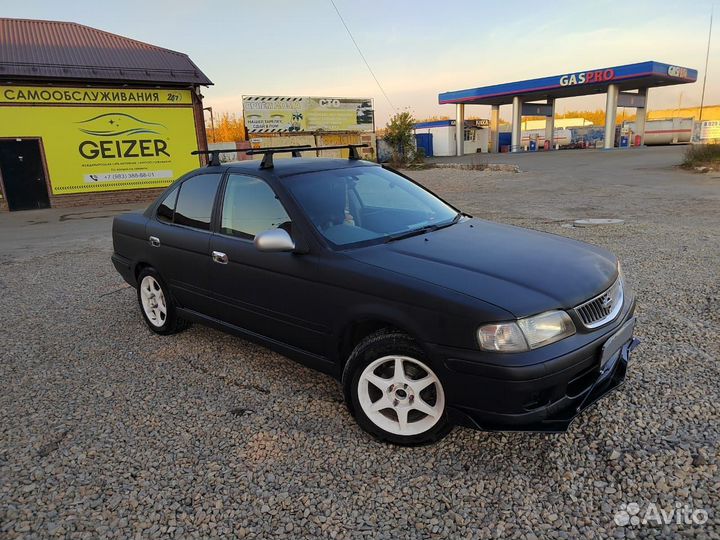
[{"x1": 176, "y1": 307, "x2": 338, "y2": 377}]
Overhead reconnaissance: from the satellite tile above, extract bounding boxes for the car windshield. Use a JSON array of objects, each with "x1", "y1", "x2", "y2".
[{"x1": 283, "y1": 166, "x2": 459, "y2": 247}]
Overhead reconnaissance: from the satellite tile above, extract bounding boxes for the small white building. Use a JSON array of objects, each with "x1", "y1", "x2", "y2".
[{"x1": 414, "y1": 119, "x2": 489, "y2": 157}]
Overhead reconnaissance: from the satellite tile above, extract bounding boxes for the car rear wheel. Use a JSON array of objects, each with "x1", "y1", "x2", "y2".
[
  {"x1": 136, "y1": 268, "x2": 189, "y2": 335},
  {"x1": 344, "y1": 331, "x2": 452, "y2": 445}
]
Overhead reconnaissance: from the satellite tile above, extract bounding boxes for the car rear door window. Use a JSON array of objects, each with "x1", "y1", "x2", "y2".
[
  {"x1": 173, "y1": 173, "x2": 222, "y2": 230},
  {"x1": 220, "y1": 174, "x2": 290, "y2": 239},
  {"x1": 156, "y1": 184, "x2": 179, "y2": 223}
]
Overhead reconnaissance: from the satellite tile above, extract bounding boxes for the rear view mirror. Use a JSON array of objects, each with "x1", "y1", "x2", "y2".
[{"x1": 254, "y1": 228, "x2": 296, "y2": 253}]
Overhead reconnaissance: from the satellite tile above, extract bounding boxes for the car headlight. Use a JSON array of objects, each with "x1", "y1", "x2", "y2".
[{"x1": 478, "y1": 310, "x2": 576, "y2": 352}]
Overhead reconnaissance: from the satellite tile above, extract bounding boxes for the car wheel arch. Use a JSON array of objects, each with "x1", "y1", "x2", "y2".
[
  {"x1": 134, "y1": 261, "x2": 152, "y2": 282},
  {"x1": 338, "y1": 316, "x2": 429, "y2": 372}
]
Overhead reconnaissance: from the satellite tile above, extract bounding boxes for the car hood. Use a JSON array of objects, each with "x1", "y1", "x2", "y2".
[{"x1": 347, "y1": 218, "x2": 618, "y2": 318}]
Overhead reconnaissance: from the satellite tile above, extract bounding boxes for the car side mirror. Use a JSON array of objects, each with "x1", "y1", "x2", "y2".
[{"x1": 254, "y1": 228, "x2": 296, "y2": 253}]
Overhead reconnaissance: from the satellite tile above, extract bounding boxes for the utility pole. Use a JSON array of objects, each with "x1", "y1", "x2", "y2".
[
  {"x1": 699, "y1": 6, "x2": 714, "y2": 122},
  {"x1": 203, "y1": 106, "x2": 215, "y2": 143}
]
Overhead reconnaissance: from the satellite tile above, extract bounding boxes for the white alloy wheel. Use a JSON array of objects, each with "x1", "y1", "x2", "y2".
[
  {"x1": 139, "y1": 275, "x2": 167, "y2": 328},
  {"x1": 357, "y1": 355, "x2": 445, "y2": 436}
]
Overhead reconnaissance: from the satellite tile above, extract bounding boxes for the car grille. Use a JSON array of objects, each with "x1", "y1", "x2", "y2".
[{"x1": 574, "y1": 276, "x2": 624, "y2": 329}]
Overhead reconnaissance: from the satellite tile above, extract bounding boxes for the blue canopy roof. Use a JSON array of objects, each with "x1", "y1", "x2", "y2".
[
  {"x1": 414, "y1": 120, "x2": 455, "y2": 129},
  {"x1": 439, "y1": 61, "x2": 697, "y2": 106}
]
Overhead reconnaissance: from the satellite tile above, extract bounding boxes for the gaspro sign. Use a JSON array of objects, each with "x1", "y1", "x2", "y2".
[
  {"x1": 0, "y1": 105, "x2": 200, "y2": 194},
  {"x1": 559, "y1": 69, "x2": 616, "y2": 87}
]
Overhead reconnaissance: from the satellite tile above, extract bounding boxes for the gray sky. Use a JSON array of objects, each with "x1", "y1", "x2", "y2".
[{"x1": 4, "y1": 0, "x2": 718, "y2": 124}]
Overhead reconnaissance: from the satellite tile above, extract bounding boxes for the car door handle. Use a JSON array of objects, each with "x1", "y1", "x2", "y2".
[
  {"x1": 212, "y1": 251, "x2": 228, "y2": 264},
  {"x1": 149, "y1": 236, "x2": 161, "y2": 247}
]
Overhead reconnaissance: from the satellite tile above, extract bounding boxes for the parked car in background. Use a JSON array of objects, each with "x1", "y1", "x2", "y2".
[{"x1": 112, "y1": 146, "x2": 639, "y2": 445}]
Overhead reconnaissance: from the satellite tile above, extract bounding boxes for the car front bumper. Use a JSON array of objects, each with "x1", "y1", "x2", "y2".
[{"x1": 428, "y1": 301, "x2": 639, "y2": 433}]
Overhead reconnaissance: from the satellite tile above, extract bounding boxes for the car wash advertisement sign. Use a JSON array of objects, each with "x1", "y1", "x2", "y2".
[
  {"x1": 0, "y1": 86, "x2": 200, "y2": 194},
  {"x1": 243, "y1": 96, "x2": 374, "y2": 133}
]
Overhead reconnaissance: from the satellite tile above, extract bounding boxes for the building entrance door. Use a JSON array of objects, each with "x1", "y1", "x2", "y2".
[{"x1": 0, "y1": 140, "x2": 50, "y2": 211}]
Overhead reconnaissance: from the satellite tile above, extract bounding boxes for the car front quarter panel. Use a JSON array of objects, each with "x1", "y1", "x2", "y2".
[{"x1": 322, "y1": 256, "x2": 516, "y2": 357}]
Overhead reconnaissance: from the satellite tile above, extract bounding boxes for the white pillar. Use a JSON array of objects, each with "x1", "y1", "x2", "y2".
[
  {"x1": 545, "y1": 98, "x2": 555, "y2": 150},
  {"x1": 634, "y1": 88, "x2": 648, "y2": 146},
  {"x1": 511, "y1": 96, "x2": 522, "y2": 152},
  {"x1": 455, "y1": 103, "x2": 464, "y2": 156},
  {"x1": 490, "y1": 104, "x2": 500, "y2": 153},
  {"x1": 604, "y1": 84, "x2": 619, "y2": 149}
]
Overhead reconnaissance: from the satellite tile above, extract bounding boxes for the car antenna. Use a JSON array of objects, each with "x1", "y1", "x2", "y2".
[
  {"x1": 245, "y1": 144, "x2": 369, "y2": 169},
  {"x1": 191, "y1": 145, "x2": 313, "y2": 167}
]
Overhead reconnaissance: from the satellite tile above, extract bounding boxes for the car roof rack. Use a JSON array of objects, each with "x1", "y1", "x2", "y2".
[
  {"x1": 191, "y1": 145, "x2": 312, "y2": 167},
  {"x1": 191, "y1": 143, "x2": 370, "y2": 169},
  {"x1": 246, "y1": 144, "x2": 370, "y2": 169}
]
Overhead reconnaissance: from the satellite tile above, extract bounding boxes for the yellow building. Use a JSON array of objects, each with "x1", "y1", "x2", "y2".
[
  {"x1": 0, "y1": 18, "x2": 212, "y2": 212},
  {"x1": 647, "y1": 105, "x2": 720, "y2": 121}
]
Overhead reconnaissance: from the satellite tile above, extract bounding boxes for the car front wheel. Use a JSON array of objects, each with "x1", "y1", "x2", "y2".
[{"x1": 344, "y1": 331, "x2": 452, "y2": 445}]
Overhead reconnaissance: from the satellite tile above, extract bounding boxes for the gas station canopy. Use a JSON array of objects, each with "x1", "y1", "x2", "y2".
[
  {"x1": 438, "y1": 61, "x2": 698, "y2": 153},
  {"x1": 439, "y1": 61, "x2": 697, "y2": 106}
]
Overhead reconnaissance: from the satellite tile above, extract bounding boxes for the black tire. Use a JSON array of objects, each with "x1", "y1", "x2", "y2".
[
  {"x1": 136, "y1": 267, "x2": 189, "y2": 335},
  {"x1": 343, "y1": 330, "x2": 452, "y2": 445}
]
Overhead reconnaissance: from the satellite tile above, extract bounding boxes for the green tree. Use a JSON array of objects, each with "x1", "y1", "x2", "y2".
[{"x1": 383, "y1": 111, "x2": 417, "y2": 165}]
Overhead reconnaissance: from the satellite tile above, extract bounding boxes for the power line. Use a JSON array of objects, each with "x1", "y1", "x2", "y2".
[
  {"x1": 699, "y1": 5, "x2": 714, "y2": 122},
  {"x1": 328, "y1": 0, "x2": 396, "y2": 112}
]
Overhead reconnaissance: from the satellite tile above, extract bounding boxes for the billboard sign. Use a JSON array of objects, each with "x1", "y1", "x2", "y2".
[
  {"x1": 697, "y1": 120, "x2": 720, "y2": 141},
  {"x1": 700, "y1": 120, "x2": 720, "y2": 139},
  {"x1": 243, "y1": 96, "x2": 374, "y2": 133},
  {"x1": 0, "y1": 104, "x2": 199, "y2": 194},
  {"x1": 0, "y1": 85, "x2": 199, "y2": 194}
]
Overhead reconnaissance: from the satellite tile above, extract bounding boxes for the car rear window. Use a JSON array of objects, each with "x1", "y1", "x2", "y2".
[
  {"x1": 173, "y1": 173, "x2": 222, "y2": 230},
  {"x1": 156, "y1": 185, "x2": 179, "y2": 223}
]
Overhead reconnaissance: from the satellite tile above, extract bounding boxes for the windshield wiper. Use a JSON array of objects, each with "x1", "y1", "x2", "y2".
[
  {"x1": 442, "y1": 212, "x2": 464, "y2": 227},
  {"x1": 385, "y1": 213, "x2": 463, "y2": 243}
]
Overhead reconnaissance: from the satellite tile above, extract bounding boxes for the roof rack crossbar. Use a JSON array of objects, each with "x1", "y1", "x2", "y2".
[
  {"x1": 191, "y1": 145, "x2": 312, "y2": 166},
  {"x1": 245, "y1": 144, "x2": 369, "y2": 169}
]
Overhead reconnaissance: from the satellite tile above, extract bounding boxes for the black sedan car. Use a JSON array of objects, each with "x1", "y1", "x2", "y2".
[{"x1": 112, "y1": 146, "x2": 639, "y2": 445}]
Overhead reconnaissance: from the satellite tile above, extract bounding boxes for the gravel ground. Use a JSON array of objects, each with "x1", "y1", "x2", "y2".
[{"x1": 1, "y1": 148, "x2": 718, "y2": 539}]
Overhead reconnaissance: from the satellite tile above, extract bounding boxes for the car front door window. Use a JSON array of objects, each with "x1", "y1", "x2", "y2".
[{"x1": 220, "y1": 174, "x2": 291, "y2": 238}]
